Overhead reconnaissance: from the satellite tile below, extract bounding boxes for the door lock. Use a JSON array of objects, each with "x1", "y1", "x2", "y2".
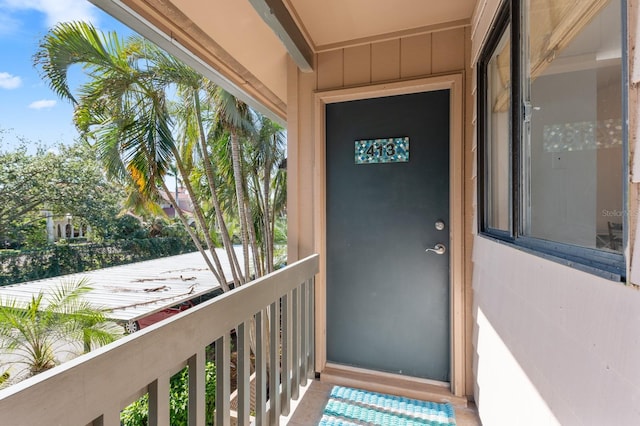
[{"x1": 425, "y1": 243, "x2": 447, "y2": 255}]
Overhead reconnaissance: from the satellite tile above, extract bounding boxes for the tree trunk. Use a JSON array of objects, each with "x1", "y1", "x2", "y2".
[
  {"x1": 230, "y1": 130, "x2": 251, "y2": 281},
  {"x1": 160, "y1": 180, "x2": 222, "y2": 285},
  {"x1": 263, "y1": 156, "x2": 273, "y2": 273},
  {"x1": 193, "y1": 93, "x2": 244, "y2": 287},
  {"x1": 171, "y1": 149, "x2": 231, "y2": 292},
  {"x1": 244, "y1": 196, "x2": 262, "y2": 278}
]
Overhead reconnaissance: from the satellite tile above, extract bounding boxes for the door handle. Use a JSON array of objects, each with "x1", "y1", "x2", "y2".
[{"x1": 425, "y1": 243, "x2": 446, "y2": 255}]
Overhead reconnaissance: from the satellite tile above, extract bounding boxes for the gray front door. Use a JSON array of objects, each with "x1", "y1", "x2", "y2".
[{"x1": 326, "y1": 90, "x2": 450, "y2": 381}]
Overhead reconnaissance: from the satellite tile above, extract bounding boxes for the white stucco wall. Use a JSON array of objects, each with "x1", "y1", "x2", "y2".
[{"x1": 472, "y1": 236, "x2": 640, "y2": 424}]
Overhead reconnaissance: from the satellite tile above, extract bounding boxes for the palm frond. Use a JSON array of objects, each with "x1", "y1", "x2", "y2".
[
  {"x1": 34, "y1": 21, "x2": 127, "y2": 104},
  {"x1": 0, "y1": 278, "x2": 121, "y2": 377}
]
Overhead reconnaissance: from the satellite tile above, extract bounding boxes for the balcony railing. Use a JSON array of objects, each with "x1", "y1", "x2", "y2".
[{"x1": 0, "y1": 254, "x2": 319, "y2": 426}]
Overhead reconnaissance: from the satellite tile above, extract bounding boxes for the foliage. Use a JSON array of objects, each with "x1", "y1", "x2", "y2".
[
  {"x1": 34, "y1": 22, "x2": 288, "y2": 291},
  {"x1": 120, "y1": 361, "x2": 216, "y2": 426},
  {"x1": 0, "y1": 278, "x2": 122, "y2": 381},
  {"x1": 0, "y1": 138, "x2": 125, "y2": 249},
  {"x1": 0, "y1": 237, "x2": 196, "y2": 286},
  {"x1": 0, "y1": 370, "x2": 9, "y2": 387},
  {"x1": 35, "y1": 22, "x2": 288, "y2": 369},
  {"x1": 103, "y1": 214, "x2": 148, "y2": 240}
]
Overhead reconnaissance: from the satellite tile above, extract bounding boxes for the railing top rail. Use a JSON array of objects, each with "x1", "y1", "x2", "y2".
[{"x1": 0, "y1": 254, "x2": 319, "y2": 426}]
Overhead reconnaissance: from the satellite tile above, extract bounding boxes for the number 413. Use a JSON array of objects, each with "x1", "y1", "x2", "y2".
[{"x1": 365, "y1": 143, "x2": 396, "y2": 157}]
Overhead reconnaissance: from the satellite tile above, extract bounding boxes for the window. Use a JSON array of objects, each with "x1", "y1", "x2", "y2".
[
  {"x1": 481, "y1": 7, "x2": 512, "y2": 234},
  {"x1": 479, "y1": 0, "x2": 626, "y2": 279}
]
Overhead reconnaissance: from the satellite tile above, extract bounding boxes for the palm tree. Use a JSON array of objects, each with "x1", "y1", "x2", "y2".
[
  {"x1": 35, "y1": 21, "x2": 287, "y2": 285},
  {"x1": 247, "y1": 115, "x2": 287, "y2": 274},
  {"x1": 0, "y1": 278, "x2": 122, "y2": 381},
  {"x1": 208, "y1": 88, "x2": 260, "y2": 283},
  {"x1": 34, "y1": 21, "x2": 288, "y2": 363},
  {"x1": 159, "y1": 56, "x2": 246, "y2": 288},
  {"x1": 34, "y1": 22, "x2": 232, "y2": 291}
]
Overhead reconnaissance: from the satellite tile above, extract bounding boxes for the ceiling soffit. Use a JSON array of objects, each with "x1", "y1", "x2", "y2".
[{"x1": 283, "y1": 0, "x2": 475, "y2": 51}]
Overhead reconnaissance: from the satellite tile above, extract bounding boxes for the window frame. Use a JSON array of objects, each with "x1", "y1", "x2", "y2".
[
  {"x1": 477, "y1": 0, "x2": 628, "y2": 281},
  {"x1": 477, "y1": 1, "x2": 514, "y2": 240}
]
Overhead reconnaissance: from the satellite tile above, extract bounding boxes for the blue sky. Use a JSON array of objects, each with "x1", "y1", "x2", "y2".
[{"x1": 0, "y1": 0, "x2": 133, "y2": 151}]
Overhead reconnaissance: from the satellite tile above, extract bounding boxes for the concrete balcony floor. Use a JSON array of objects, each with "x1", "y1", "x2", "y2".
[{"x1": 283, "y1": 380, "x2": 481, "y2": 425}]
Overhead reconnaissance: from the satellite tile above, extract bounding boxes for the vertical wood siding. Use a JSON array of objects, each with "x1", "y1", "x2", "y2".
[
  {"x1": 400, "y1": 34, "x2": 432, "y2": 78},
  {"x1": 316, "y1": 27, "x2": 467, "y2": 91},
  {"x1": 344, "y1": 45, "x2": 371, "y2": 85}
]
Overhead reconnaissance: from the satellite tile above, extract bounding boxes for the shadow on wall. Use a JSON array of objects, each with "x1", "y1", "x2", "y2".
[
  {"x1": 474, "y1": 308, "x2": 560, "y2": 425},
  {"x1": 472, "y1": 237, "x2": 640, "y2": 425}
]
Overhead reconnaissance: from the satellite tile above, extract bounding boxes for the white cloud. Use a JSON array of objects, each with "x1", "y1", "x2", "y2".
[
  {"x1": 0, "y1": 72, "x2": 22, "y2": 89},
  {"x1": 1, "y1": 0, "x2": 99, "y2": 27},
  {"x1": 29, "y1": 99, "x2": 56, "y2": 109}
]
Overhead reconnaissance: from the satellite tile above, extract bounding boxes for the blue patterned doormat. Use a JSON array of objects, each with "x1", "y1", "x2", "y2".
[{"x1": 319, "y1": 385, "x2": 456, "y2": 426}]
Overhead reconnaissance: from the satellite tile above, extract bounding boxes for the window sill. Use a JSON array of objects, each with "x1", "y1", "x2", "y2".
[{"x1": 477, "y1": 233, "x2": 625, "y2": 282}]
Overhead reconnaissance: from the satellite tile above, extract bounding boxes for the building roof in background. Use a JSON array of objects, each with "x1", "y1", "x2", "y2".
[
  {"x1": 0, "y1": 247, "x2": 245, "y2": 322},
  {"x1": 158, "y1": 187, "x2": 194, "y2": 214}
]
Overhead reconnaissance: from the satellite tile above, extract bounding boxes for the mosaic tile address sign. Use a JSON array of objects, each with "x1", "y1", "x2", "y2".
[{"x1": 355, "y1": 137, "x2": 409, "y2": 164}]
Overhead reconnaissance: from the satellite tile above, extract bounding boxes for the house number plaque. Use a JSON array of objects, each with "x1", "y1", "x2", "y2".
[{"x1": 355, "y1": 137, "x2": 409, "y2": 164}]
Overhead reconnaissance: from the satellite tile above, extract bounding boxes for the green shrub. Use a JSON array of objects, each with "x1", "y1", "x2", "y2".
[
  {"x1": 0, "y1": 238, "x2": 196, "y2": 286},
  {"x1": 120, "y1": 361, "x2": 216, "y2": 426}
]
